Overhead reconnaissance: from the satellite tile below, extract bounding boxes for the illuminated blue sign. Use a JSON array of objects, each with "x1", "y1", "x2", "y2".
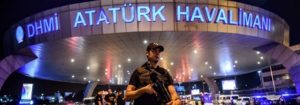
[
  {"x1": 73, "y1": 4, "x2": 166, "y2": 27},
  {"x1": 16, "y1": 4, "x2": 273, "y2": 44},
  {"x1": 19, "y1": 83, "x2": 34, "y2": 105},
  {"x1": 21, "y1": 83, "x2": 33, "y2": 100},
  {"x1": 73, "y1": 4, "x2": 272, "y2": 32},
  {"x1": 176, "y1": 6, "x2": 272, "y2": 31},
  {"x1": 26, "y1": 13, "x2": 60, "y2": 38},
  {"x1": 16, "y1": 26, "x2": 24, "y2": 43}
]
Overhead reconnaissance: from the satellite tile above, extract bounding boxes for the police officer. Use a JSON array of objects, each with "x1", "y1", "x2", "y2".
[{"x1": 124, "y1": 43, "x2": 181, "y2": 105}]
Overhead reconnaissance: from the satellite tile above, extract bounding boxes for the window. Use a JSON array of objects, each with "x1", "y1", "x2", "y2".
[
  {"x1": 261, "y1": 65, "x2": 285, "y2": 73},
  {"x1": 263, "y1": 74, "x2": 287, "y2": 82}
]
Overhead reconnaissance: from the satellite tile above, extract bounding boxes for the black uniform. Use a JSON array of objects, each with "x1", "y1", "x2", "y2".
[
  {"x1": 105, "y1": 93, "x2": 116, "y2": 105},
  {"x1": 116, "y1": 93, "x2": 125, "y2": 105},
  {"x1": 94, "y1": 94, "x2": 103, "y2": 105},
  {"x1": 129, "y1": 62, "x2": 174, "y2": 105}
]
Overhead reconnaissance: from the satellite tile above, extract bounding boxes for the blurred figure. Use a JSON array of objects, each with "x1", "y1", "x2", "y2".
[
  {"x1": 95, "y1": 90, "x2": 103, "y2": 105},
  {"x1": 73, "y1": 90, "x2": 84, "y2": 103},
  {"x1": 54, "y1": 90, "x2": 63, "y2": 103},
  {"x1": 250, "y1": 98, "x2": 254, "y2": 105},
  {"x1": 105, "y1": 89, "x2": 116, "y2": 105},
  {"x1": 102, "y1": 90, "x2": 108, "y2": 105},
  {"x1": 116, "y1": 89, "x2": 125, "y2": 105}
]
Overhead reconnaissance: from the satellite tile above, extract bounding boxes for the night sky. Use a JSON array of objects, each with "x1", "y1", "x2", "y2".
[{"x1": 0, "y1": 0, "x2": 300, "y2": 59}]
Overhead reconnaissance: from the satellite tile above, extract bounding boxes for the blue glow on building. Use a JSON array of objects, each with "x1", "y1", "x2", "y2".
[
  {"x1": 215, "y1": 8, "x2": 228, "y2": 24},
  {"x1": 242, "y1": 12, "x2": 253, "y2": 27},
  {"x1": 253, "y1": 15, "x2": 262, "y2": 29},
  {"x1": 74, "y1": 4, "x2": 166, "y2": 27},
  {"x1": 108, "y1": 7, "x2": 121, "y2": 23},
  {"x1": 72, "y1": 4, "x2": 272, "y2": 31},
  {"x1": 190, "y1": 6, "x2": 205, "y2": 22},
  {"x1": 228, "y1": 10, "x2": 238, "y2": 25},
  {"x1": 152, "y1": 5, "x2": 166, "y2": 22},
  {"x1": 17, "y1": 4, "x2": 273, "y2": 44},
  {"x1": 16, "y1": 26, "x2": 24, "y2": 43},
  {"x1": 137, "y1": 6, "x2": 151, "y2": 22},
  {"x1": 177, "y1": 5, "x2": 190, "y2": 21},
  {"x1": 96, "y1": 8, "x2": 110, "y2": 25},
  {"x1": 19, "y1": 44, "x2": 44, "y2": 77},
  {"x1": 74, "y1": 12, "x2": 87, "y2": 27},
  {"x1": 175, "y1": 5, "x2": 271, "y2": 31},
  {"x1": 204, "y1": 6, "x2": 216, "y2": 23},
  {"x1": 26, "y1": 13, "x2": 60, "y2": 38},
  {"x1": 85, "y1": 10, "x2": 96, "y2": 25},
  {"x1": 121, "y1": 4, "x2": 135, "y2": 23}
]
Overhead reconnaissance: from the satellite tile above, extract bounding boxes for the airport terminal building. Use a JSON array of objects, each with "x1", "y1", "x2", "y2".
[{"x1": 1, "y1": 0, "x2": 299, "y2": 100}]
